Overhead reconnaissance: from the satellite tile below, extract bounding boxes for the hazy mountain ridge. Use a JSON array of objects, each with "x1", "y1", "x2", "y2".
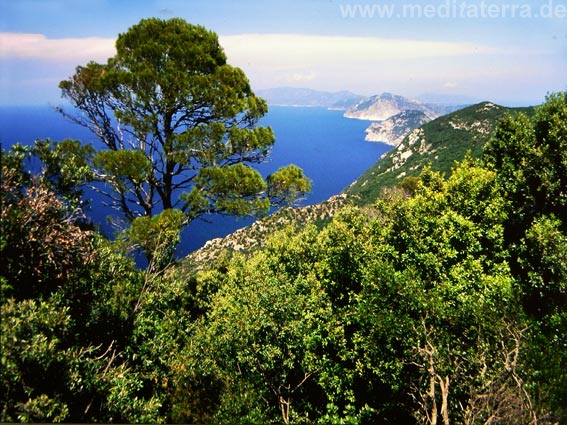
[{"x1": 256, "y1": 87, "x2": 365, "y2": 109}]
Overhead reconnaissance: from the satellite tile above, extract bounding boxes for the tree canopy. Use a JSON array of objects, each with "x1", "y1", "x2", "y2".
[{"x1": 58, "y1": 18, "x2": 310, "y2": 226}]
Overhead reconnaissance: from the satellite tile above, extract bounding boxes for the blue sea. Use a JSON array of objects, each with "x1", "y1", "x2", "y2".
[{"x1": 0, "y1": 105, "x2": 390, "y2": 256}]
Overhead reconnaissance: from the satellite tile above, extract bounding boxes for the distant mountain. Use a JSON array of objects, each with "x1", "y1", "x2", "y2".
[
  {"x1": 256, "y1": 87, "x2": 364, "y2": 109},
  {"x1": 345, "y1": 92, "x2": 437, "y2": 120},
  {"x1": 345, "y1": 101, "x2": 535, "y2": 205},
  {"x1": 344, "y1": 92, "x2": 464, "y2": 121},
  {"x1": 365, "y1": 110, "x2": 431, "y2": 146}
]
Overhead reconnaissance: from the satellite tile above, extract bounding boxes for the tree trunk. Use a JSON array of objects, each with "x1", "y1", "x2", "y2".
[
  {"x1": 439, "y1": 375, "x2": 450, "y2": 425},
  {"x1": 429, "y1": 366, "x2": 438, "y2": 425},
  {"x1": 279, "y1": 396, "x2": 290, "y2": 424}
]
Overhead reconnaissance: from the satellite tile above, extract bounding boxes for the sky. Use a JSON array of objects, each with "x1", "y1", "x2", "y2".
[{"x1": 1, "y1": 0, "x2": 566, "y2": 106}]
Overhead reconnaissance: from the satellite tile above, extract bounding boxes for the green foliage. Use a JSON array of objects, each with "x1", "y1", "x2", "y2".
[
  {"x1": 183, "y1": 238, "x2": 336, "y2": 423},
  {"x1": 62, "y1": 235, "x2": 143, "y2": 348},
  {"x1": 485, "y1": 92, "x2": 567, "y2": 233},
  {"x1": 1, "y1": 142, "x2": 162, "y2": 423},
  {"x1": 1, "y1": 299, "x2": 72, "y2": 422},
  {"x1": 479, "y1": 93, "x2": 567, "y2": 421},
  {"x1": 482, "y1": 96, "x2": 567, "y2": 420},
  {"x1": 117, "y1": 96, "x2": 567, "y2": 421},
  {"x1": 519, "y1": 215, "x2": 567, "y2": 312},
  {"x1": 166, "y1": 158, "x2": 527, "y2": 423},
  {"x1": 187, "y1": 163, "x2": 271, "y2": 218},
  {"x1": 354, "y1": 161, "x2": 521, "y2": 423},
  {"x1": 524, "y1": 311, "x2": 567, "y2": 420},
  {"x1": 1, "y1": 143, "x2": 94, "y2": 300},
  {"x1": 94, "y1": 149, "x2": 152, "y2": 195}
]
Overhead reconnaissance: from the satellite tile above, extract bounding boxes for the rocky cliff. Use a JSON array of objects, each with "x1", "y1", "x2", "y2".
[{"x1": 365, "y1": 110, "x2": 431, "y2": 146}]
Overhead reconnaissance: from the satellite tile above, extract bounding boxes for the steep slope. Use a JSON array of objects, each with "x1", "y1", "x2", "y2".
[
  {"x1": 345, "y1": 101, "x2": 534, "y2": 205},
  {"x1": 185, "y1": 195, "x2": 348, "y2": 267},
  {"x1": 365, "y1": 110, "x2": 431, "y2": 145}
]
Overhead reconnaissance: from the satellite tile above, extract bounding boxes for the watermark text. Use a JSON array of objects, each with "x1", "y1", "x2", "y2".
[{"x1": 339, "y1": 0, "x2": 567, "y2": 19}]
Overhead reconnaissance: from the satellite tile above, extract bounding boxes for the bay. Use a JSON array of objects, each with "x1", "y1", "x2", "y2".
[{"x1": 0, "y1": 105, "x2": 390, "y2": 256}]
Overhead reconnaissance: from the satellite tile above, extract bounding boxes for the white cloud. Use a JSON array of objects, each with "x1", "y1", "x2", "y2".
[
  {"x1": 219, "y1": 33, "x2": 497, "y2": 64},
  {"x1": 0, "y1": 31, "x2": 497, "y2": 73},
  {"x1": 1, "y1": 31, "x2": 552, "y2": 104},
  {"x1": 443, "y1": 82, "x2": 459, "y2": 89},
  {"x1": 0, "y1": 32, "x2": 116, "y2": 62},
  {"x1": 277, "y1": 70, "x2": 317, "y2": 84},
  {"x1": 218, "y1": 33, "x2": 502, "y2": 94}
]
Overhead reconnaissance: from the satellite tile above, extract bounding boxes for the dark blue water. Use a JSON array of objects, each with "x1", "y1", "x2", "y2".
[{"x1": 0, "y1": 105, "x2": 390, "y2": 256}]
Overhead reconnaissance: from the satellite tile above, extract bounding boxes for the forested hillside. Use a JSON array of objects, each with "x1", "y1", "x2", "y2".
[
  {"x1": 1, "y1": 16, "x2": 566, "y2": 424},
  {"x1": 2, "y1": 92, "x2": 566, "y2": 424}
]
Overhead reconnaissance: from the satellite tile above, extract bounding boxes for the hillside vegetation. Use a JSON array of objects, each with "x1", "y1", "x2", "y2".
[
  {"x1": 1, "y1": 92, "x2": 566, "y2": 424},
  {"x1": 346, "y1": 101, "x2": 535, "y2": 204}
]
